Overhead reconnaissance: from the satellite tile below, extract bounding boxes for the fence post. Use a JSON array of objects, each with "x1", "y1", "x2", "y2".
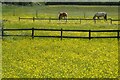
[
  {"x1": 13, "y1": 9, "x2": 15, "y2": 16},
  {"x1": 110, "y1": 18, "x2": 112, "y2": 24},
  {"x1": 84, "y1": 12, "x2": 86, "y2": 19},
  {"x1": 80, "y1": 18, "x2": 81, "y2": 24},
  {"x1": 94, "y1": 20, "x2": 96, "y2": 24},
  {"x1": 32, "y1": 27, "x2": 34, "y2": 39},
  {"x1": 61, "y1": 28, "x2": 63, "y2": 40},
  {"x1": 36, "y1": 10, "x2": 38, "y2": 18},
  {"x1": 117, "y1": 30, "x2": 119, "y2": 40},
  {"x1": 49, "y1": 17, "x2": 51, "y2": 22},
  {"x1": 33, "y1": 17, "x2": 35, "y2": 22},
  {"x1": 2, "y1": 27, "x2": 4, "y2": 39},
  {"x1": 89, "y1": 30, "x2": 91, "y2": 40},
  {"x1": 19, "y1": 17, "x2": 20, "y2": 21}
]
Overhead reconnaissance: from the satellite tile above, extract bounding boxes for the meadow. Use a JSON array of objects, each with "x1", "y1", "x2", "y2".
[{"x1": 2, "y1": 4, "x2": 119, "y2": 78}]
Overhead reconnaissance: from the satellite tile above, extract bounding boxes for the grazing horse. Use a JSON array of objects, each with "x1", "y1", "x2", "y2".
[
  {"x1": 58, "y1": 12, "x2": 68, "y2": 22},
  {"x1": 93, "y1": 12, "x2": 107, "y2": 21}
]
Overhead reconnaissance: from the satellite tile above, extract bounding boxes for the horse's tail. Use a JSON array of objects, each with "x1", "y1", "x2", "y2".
[{"x1": 104, "y1": 13, "x2": 107, "y2": 21}]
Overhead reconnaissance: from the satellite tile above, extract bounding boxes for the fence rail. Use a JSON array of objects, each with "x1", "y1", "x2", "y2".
[
  {"x1": 18, "y1": 17, "x2": 119, "y2": 24},
  {"x1": 1, "y1": 27, "x2": 120, "y2": 40}
]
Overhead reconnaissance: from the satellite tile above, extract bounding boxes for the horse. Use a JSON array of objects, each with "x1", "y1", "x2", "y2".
[
  {"x1": 93, "y1": 12, "x2": 107, "y2": 21},
  {"x1": 58, "y1": 12, "x2": 68, "y2": 22}
]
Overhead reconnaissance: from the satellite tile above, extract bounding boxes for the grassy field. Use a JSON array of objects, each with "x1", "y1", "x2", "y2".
[
  {"x1": 2, "y1": 4, "x2": 119, "y2": 78},
  {"x1": 2, "y1": 5, "x2": 118, "y2": 19}
]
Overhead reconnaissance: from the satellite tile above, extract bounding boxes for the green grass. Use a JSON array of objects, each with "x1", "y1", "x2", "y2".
[
  {"x1": 2, "y1": 4, "x2": 119, "y2": 78},
  {"x1": 2, "y1": 5, "x2": 118, "y2": 19}
]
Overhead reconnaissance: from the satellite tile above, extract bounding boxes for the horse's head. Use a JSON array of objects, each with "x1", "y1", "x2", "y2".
[
  {"x1": 58, "y1": 15, "x2": 61, "y2": 20},
  {"x1": 58, "y1": 13, "x2": 62, "y2": 20},
  {"x1": 104, "y1": 14, "x2": 107, "y2": 21}
]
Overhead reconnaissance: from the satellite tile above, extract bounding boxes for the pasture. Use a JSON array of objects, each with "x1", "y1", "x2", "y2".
[{"x1": 2, "y1": 4, "x2": 119, "y2": 78}]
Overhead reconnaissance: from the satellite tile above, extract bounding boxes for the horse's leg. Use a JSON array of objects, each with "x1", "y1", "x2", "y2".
[
  {"x1": 58, "y1": 17, "x2": 60, "y2": 21},
  {"x1": 58, "y1": 18, "x2": 60, "y2": 23},
  {"x1": 93, "y1": 16, "x2": 95, "y2": 20},
  {"x1": 98, "y1": 17, "x2": 100, "y2": 19},
  {"x1": 102, "y1": 16, "x2": 105, "y2": 22},
  {"x1": 64, "y1": 17, "x2": 66, "y2": 22},
  {"x1": 58, "y1": 16, "x2": 60, "y2": 22},
  {"x1": 59, "y1": 17, "x2": 61, "y2": 23},
  {"x1": 93, "y1": 16, "x2": 96, "y2": 23},
  {"x1": 104, "y1": 14, "x2": 107, "y2": 21},
  {"x1": 104, "y1": 17, "x2": 107, "y2": 21},
  {"x1": 64, "y1": 17, "x2": 67, "y2": 23}
]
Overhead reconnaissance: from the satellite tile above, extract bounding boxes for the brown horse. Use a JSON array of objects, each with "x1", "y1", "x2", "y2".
[{"x1": 58, "y1": 12, "x2": 68, "y2": 22}]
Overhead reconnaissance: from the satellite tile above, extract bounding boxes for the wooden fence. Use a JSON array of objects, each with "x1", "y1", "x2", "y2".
[
  {"x1": 1, "y1": 27, "x2": 120, "y2": 40},
  {"x1": 18, "y1": 17, "x2": 120, "y2": 24}
]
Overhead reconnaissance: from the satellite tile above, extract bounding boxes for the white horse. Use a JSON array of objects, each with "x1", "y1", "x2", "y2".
[{"x1": 93, "y1": 12, "x2": 107, "y2": 21}]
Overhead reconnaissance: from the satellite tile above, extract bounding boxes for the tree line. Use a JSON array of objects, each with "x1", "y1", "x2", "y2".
[
  {"x1": 2, "y1": 2, "x2": 45, "y2": 6},
  {"x1": 45, "y1": 2, "x2": 120, "y2": 6},
  {"x1": 2, "y1": 2, "x2": 120, "y2": 6}
]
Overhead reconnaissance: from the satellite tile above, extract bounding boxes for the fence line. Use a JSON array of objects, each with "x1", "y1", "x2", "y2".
[
  {"x1": 1, "y1": 27, "x2": 120, "y2": 40},
  {"x1": 18, "y1": 17, "x2": 119, "y2": 24}
]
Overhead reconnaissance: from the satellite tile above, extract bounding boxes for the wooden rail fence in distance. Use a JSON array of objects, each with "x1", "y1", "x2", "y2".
[{"x1": 18, "y1": 17, "x2": 118, "y2": 24}]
